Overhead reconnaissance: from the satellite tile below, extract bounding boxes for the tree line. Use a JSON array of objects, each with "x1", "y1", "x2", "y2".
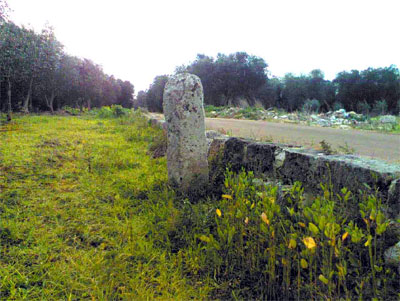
[
  {"x1": 0, "y1": 6, "x2": 134, "y2": 119},
  {"x1": 138, "y1": 53, "x2": 400, "y2": 115}
]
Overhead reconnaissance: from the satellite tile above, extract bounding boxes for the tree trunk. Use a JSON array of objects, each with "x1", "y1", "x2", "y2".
[
  {"x1": 7, "y1": 77, "x2": 12, "y2": 121},
  {"x1": 45, "y1": 90, "x2": 56, "y2": 114},
  {"x1": 323, "y1": 99, "x2": 332, "y2": 112},
  {"x1": 87, "y1": 98, "x2": 91, "y2": 110},
  {"x1": 22, "y1": 77, "x2": 33, "y2": 113}
]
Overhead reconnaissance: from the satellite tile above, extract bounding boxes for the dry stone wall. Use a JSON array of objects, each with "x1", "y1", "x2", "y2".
[{"x1": 209, "y1": 136, "x2": 400, "y2": 218}]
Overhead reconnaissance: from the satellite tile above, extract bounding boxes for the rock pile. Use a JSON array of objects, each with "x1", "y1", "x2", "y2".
[{"x1": 206, "y1": 107, "x2": 399, "y2": 130}]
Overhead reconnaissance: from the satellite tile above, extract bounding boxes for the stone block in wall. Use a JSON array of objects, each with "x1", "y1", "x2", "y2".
[
  {"x1": 245, "y1": 142, "x2": 280, "y2": 178},
  {"x1": 222, "y1": 138, "x2": 251, "y2": 173},
  {"x1": 389, "y1": 179, "x2": 400, "y2": 217}
]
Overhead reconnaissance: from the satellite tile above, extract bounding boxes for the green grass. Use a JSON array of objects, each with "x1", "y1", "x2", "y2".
[{"x1": 0, "y1": 113, "x2": 211, "y2": 299}]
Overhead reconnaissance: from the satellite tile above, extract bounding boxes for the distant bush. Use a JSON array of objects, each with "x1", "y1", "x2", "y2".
[
  {"x1": 302, "y1": 99, "x2": 321, "y2": 113},
  {"x1": 111, "y1": 105, "x2": 129, "y2": 117},
  {"x1": 204, "y1": 105, "x2": 224, "y2": 113},
  {"x1": 94, "y1": 105, "x2": 131, "y2": 118},
  {"x1": 357, "y1": 101, "x2": 371, "y2": 115},
  {"x1": 372, "y1": 100, "x2": 388, "y2": 116},
  {"x1": 332, "y1": 102, "x2": 344, "y2": 111},
  {"x1": 62, "y1": 106, "x2": 81, "y2": 115}
]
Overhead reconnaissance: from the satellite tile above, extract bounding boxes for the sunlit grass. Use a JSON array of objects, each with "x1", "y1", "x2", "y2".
[{"x1": 0, "y1": 114, "x2": 211, "y2": 299}]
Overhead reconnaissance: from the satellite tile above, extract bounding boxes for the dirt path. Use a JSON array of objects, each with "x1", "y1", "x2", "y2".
[
  {"x1": 148, "y1": 113, "x2": 399, "y2": 163},
  {"x1": 206, "y1": 118, "x2": 400, "y2": 163}
]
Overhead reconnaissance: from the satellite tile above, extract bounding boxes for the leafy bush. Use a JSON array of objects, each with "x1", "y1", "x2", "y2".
[
  {"x1": 62, "y1": 105, "x2": 81, "y2": 115},
  {"x1": 111, "y1": 104, "x2": 129, "y2": 117},
  {"x1": 182, "y1": 169, "x2": 398, "y2": 299},
  {"x1": 93, "y1": 105, "x2": 131, "y2": 118},
  {"x1": 96, "y1": 106, "x2": 113, "y2": 118}
]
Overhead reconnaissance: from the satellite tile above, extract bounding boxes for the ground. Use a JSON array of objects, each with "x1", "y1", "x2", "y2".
[
  {"x1": 1, "y1": 113, "x2": 399, "y2": 300},
  {"x1": 0, "y1": 115, "x2": 210, "y2": 299}
]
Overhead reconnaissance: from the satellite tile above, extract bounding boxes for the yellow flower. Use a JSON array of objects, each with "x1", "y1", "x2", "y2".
[
  {"x1": 303, "y1": 237, "x2": 317, "y2": 249},
  {"x1": 261, "y1": 212, "x2": 270, "y2": 225},
  {"x1": 244, "y1": 217, "x2": 249, "y2": 225},
  {"x1": 216, "y1": 209, "x2": 222, "y2": 217},
  {"x1": 222, "y1": 194, "x2": 232, "y2": 200},
  {"x1": 298, "y1": 222, "x2": 306, "y2": 228},
  {"x1": 269, "y1": 197, "x2": 275, "y2": 204},
  {"x1": 342, "y1": 232, "x2": 349, "y2": 241}
]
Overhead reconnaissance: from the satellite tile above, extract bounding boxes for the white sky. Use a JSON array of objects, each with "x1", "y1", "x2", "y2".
[{"x1": 8, "y1": 0, "x2": 400, "y2": 93}]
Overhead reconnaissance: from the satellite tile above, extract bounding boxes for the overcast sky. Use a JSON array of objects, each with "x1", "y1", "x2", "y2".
[{"x1": 8, "y1": 0, "x2": 400, "y2": 93}]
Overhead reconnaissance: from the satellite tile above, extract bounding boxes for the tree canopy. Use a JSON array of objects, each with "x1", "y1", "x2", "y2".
[
  {"x1": 139, "y1": 52, "x2": 399, "y2": 116},
  {"x1": 0, "y1": 16, "x2": 134, "y2": 115}
]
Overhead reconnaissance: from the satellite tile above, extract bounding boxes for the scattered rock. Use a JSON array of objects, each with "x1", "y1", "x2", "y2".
[
  {"x1": 379, "y1": 115, "x2": 397, "y2": 124},
  {"x1": 206, "y1": 130, "x2": 223, "y2": 139},
  {"x1": 205, "y1": 107, "x2": 399, "y2": 132},
  {"x1": 317, "y1": 119, "x2": 331, "y2": 127}
]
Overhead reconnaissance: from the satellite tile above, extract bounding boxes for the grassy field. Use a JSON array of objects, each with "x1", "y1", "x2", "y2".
[
  {"x1": 0, "y1": 113, "x2": 211, "y2": 299},
  {"x1": 1, "y1": 111, "x2": 399, "y2": 300}
]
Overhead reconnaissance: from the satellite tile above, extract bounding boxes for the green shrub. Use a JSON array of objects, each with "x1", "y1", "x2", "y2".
[
  {"x1": 184, "y1": 169, "x2": 398, "y2": 299},
  {"x1": 97, "y1": 106, "x2": 113, "y2": 118},
  {"x1": 111, "y1": 105, "x2": 130, "y2": 117},
  {"x1": 62, "y1": 105, "x2": 81, "y2": 115},
  {"x1": 93, "y1": 105, "x2": 131, "y2": 118}
]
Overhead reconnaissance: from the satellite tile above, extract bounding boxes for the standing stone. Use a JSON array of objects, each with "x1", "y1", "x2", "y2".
[{"x1": 163, "y1": 73, "x2": 209, "y2": 194}]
